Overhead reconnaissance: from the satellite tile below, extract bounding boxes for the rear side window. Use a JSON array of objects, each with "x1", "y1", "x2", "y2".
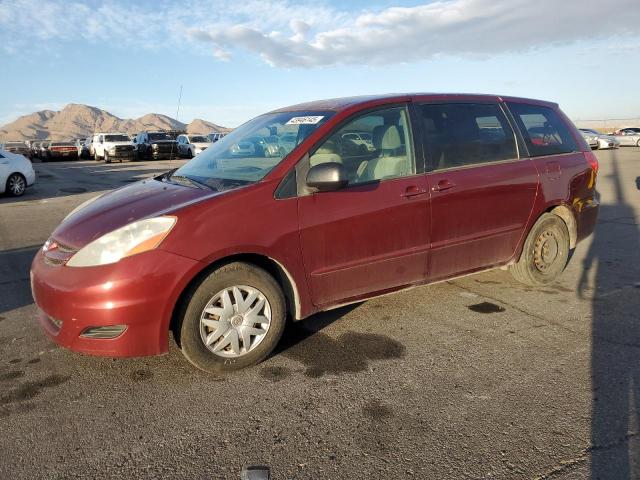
[
  {"x1": 417, "y1": 103, "x2": 518, "y2": 170},
  {"x1": 507, "y1": 102, "x2": 577, "y2": 157}
]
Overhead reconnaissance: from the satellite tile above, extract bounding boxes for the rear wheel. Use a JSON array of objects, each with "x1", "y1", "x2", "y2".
[
  {"x1": 636, "y1": 139, "x2": 640, "y2": 147},
  {"x1": 510, "y1": 213, "x2": 570, "y2": 286},
  {"x1": 178, "y1": 262, "x2": 286, "y2": 374},
  {"x1": 6, "y1": 173, "x2": 26, "y2": 197}
]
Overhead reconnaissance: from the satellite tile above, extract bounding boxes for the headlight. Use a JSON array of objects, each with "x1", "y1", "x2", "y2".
[
  {"x1": 63, "y1": 194, "x2": 103, "y2": 222},
  {"x1": 66, "y1": 216, "x2": 176, "y2": 267}
]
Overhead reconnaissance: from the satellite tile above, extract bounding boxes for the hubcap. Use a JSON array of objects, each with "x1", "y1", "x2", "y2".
[
  {"x1": 199, "y1": 285, "x2": 271, "y2": 358},
  {"x1": 8, "y1": 175, "x2": 25, "y2": 195},
  {"x1": 533, "y1": 230, "x2": 559, "y2": 273}
]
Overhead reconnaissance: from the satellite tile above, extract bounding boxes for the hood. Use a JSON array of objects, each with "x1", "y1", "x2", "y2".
[
  {"x1": 193, "y1": 142, "x2": 211, "y2": 149},
  {"x1": 151, "y1": 139, "x2": 177, "y2": 144},
  {"x1": 104, "y1": 140, "x2": 133, "y2": 146},
  {"x1": 51, "y1": 178, "x2": 220, "y2": 249}
]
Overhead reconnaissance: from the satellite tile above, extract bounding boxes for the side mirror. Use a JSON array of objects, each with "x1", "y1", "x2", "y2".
[{"x1": 306, "y1": 162, "x2": 348, "y2": 192}]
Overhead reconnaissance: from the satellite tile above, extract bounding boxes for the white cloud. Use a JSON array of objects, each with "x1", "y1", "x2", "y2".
[
  {"x1": 191, "y1": 0, "x2": 640, "y2": 67},
  {"x1": 1, "y1": 0, "x2": 639, "y2": 67}
]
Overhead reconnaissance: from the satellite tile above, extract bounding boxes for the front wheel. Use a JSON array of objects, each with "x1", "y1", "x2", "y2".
[
  {"x1": 104, "y1": 152, "x2": 111, "y2": 163},
  {"x1": 178, "y1": 262, "x2": 286, "y2": 373},
  {"x1": 636, "y1": 139, "x2": 640, "y2": 147},
  {"x1": 510, "y1": 213, "x2": 570, "y2": 286},
  {"x1": 6, "y1": 173, "x2": 26, "y2": 196}
]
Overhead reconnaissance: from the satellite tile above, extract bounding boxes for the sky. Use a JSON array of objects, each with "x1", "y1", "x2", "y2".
[{"x1": 0, "y1": 0, "x2": 639, "y2": 128}]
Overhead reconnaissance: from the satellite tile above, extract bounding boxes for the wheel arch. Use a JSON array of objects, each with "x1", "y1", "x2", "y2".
[
  {"x1": 546, "y1": 204, "x2": 577, "y2": 249},
  {"x1": 169, "y1": 252, "x2": 302, "y2": 345}
]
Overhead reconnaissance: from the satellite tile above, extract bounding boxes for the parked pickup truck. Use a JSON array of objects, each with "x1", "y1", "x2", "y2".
[
  {"x1": 91, "y1": 133, "x2": 135, "y2": 163},
  {"x1": 133, "y1": 131, "x2": 178, "y2": 160}
]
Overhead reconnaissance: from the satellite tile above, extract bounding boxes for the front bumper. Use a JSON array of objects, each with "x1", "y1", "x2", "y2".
[
  {"x1": 31, "y1": 248, "x2": 201, "y2": 357},
  {"x1": 25, "y1": 169, "x2": 36, "y2": 186},
  {"x1": 151, "y1": 153, "x2": 177, "y2": 160}
]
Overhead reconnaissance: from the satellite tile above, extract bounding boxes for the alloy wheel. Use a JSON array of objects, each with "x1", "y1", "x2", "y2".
[{"x1": 7, "y1": 174, "x2": 25, "y2": 196}]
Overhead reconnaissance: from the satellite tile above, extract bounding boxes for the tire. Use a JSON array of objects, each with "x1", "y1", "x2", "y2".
[
  {"x1": 510, "y1": 213, "x2": 570, "y2": 286},
  {"x1": 636, "y1": 139, "x2": 640, "y2": 147},
  {"x1": 94, "y1": 152, "x2": 99, "y2": 162},
  {"x1": 178, "y1": 262, "x2": 286, "y2": 374},
  {"x1": 104, "y1": 152, "x2": 111, "y2": 163},
  {"x1": 6, "y1": 173, "x2": 26, "y2": 197},
  {"x1": 188, "y1": 149, "x2": 193, "y2": 159}
]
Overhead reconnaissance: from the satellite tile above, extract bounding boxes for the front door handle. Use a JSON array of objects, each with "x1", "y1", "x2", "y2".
[
  {"x1": 432, "y1": 179, "x2": 456, "y2": 192},
  {"x1": 401, "y1": 185, "x2": 428, "y2": 198}
]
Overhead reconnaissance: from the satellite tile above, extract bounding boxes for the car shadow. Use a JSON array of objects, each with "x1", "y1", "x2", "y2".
[
  {"x1": 578, "y1": 149, "x2": 640, "y2": 478},
  {"x1": 274, "y1": 303, "x2": 363, "y2": 356},
  {"x1": 0, "y1": 245, "x2": 40, "y2": 315}
]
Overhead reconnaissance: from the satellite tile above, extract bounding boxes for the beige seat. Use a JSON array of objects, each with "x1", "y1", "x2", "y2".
[
  {"x1": 357, "y1": 125, "x2": 410, "y2": 182},
  {"x1": 309, "y1": 140, "x2": 343, "y2": 166}
]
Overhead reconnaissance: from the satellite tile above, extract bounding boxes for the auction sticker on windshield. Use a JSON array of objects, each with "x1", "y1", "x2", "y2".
[{"x1": 286, "y1": 116, "x2": 324, "y2": 125}]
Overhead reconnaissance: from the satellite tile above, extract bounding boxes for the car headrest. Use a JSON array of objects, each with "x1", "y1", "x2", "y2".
[{"x1": 381, "y1": 125, "x2": 401, "y2": 151}]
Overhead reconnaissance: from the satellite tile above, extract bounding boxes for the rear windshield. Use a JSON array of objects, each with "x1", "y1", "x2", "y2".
[
  {"x1": 51, "y1": 142, "x2": 74, "y2": 146},
  {"x1": 507, "y1": 103, "x2": 577, "y2": 157},
  {"x1": 4, "y1": 142, "x2": 25, "y2": 147}
]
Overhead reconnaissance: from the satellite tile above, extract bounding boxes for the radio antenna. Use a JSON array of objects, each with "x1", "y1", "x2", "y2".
[{"x1": 169, "y1": 84, "x2": 183, "y2": 166}]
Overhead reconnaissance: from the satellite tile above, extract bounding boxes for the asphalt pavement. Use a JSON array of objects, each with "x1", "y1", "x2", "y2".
[{"x1": 0, "y1": 149, "x2": 639, "y2": 479}]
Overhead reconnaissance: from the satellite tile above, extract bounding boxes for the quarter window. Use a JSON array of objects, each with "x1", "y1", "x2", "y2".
[
  {"x1": 309, "y1": 105, "x2": 415, "y2": 185},
  {"x1": 417, "y1": 103, "x2": 518, "y2": 170},
  {"x1": 507, "y1": 102, "x2": 577, "y2": 157}
]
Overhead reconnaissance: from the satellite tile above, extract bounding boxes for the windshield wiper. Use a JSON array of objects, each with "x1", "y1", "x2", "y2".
[{"x1": 166, "y1": 173, "x2": 215, "y2": 191}]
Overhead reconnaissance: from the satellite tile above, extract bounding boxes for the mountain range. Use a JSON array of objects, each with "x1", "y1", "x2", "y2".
[{"x1": 0, "y1": 104, "x2": 231, "y2": 142}]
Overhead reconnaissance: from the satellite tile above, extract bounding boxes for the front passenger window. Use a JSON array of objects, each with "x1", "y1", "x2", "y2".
[{"x1": 309, "y1": 106, "x2": 415, "y2": 185}]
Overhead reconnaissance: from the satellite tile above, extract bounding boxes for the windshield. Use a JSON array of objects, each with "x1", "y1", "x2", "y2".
[
  {"x1": 105, "y1": 135, "x2": 130, "y2": 142},
  {"x1": 172, "y1": 110, "x2": 333, "y2": 186},
  {"x1": 190, "y1": 136, "x2": 210, "y2": 143},
  {"x1": 51, "y1": 142, "x2": 74, "y2": 146},
  {"x1": 148, "y1": 132, "x2": 172, "y2": 141}
]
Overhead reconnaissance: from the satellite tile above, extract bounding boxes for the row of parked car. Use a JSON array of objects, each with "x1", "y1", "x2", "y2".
[
  {"x1": 579, "y1": 127, "x2": 640, "y2": 150},
  {"x1": 1, "y1": 131, "x2": 228, "y2": 163}
]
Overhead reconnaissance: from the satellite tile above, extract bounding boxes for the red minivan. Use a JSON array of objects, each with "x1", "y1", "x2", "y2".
[{"x1": 30, "y1": 94, "x2": 599, "y2": 373}]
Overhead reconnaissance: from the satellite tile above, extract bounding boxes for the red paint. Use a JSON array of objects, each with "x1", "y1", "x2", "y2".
[{"x1": 31, "y1": 93, "x2": 599, "y2": 358}]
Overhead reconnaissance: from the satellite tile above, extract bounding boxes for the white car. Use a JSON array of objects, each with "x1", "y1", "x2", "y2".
[
  {"x1": 611, "y1": 128, "x2": 640, "y2": 147},
  {"x1": 208, "y1": 132, "x2": 227, "y2": 143},
  {"x1": 579, "y1": 129, "x2": 620, "y2": 149},
  {"x1": 342, "y1": 131, "x2": 376, "y2": 151},
  {"x1": 0, "y1": 149, "x2": 36, "y2": 197},
  {"x1": 176, "y1": 134, "x2": 212, "y2": 158},
  {"x1": 91, "y1": 133, "x2": 135, "y2": 163},
  {"x1": 580, "y1": 131, "x2": 599, "y2": 149}
]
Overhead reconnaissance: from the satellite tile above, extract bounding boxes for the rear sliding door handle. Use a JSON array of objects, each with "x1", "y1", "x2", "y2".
[
  {"x1": 401, "y1": 185, "x2": 428, "y2": 198},
  {"x1": 432, "y1": 179, "x2": 456, "y2": 192}
]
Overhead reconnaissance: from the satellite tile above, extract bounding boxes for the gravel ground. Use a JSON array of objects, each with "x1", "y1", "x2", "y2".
[{"x1": 0, "y1": 149, "x2": 639, "y2": 479}]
